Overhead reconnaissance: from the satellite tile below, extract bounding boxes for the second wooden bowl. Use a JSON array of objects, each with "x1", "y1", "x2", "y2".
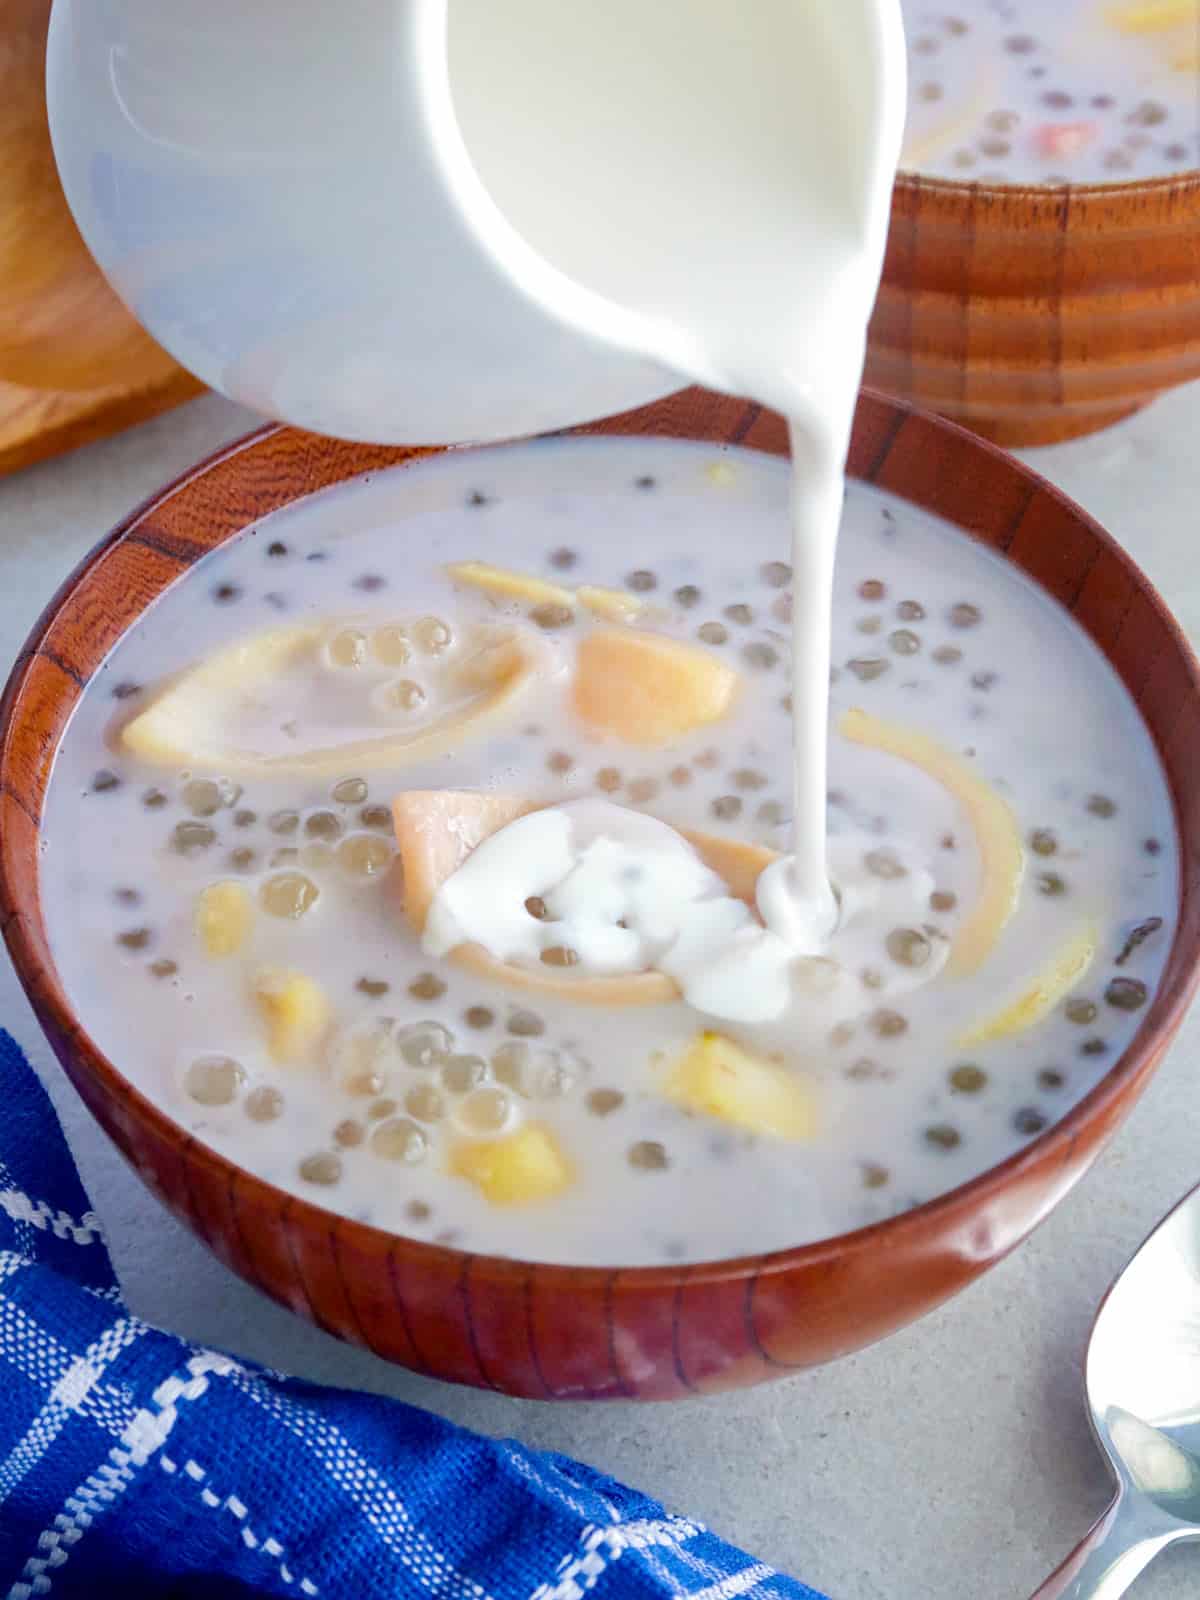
[
  {"x1": 867, "y1": 170, "x2": 1200, "y2": 448},
  {"x1": 2, "y1": 388, "x2": 1199, "y2": 1398}
]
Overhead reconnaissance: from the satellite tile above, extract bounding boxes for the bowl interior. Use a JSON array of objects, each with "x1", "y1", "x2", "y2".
[{"x1": 2, "y1": 386, "x2": 1199, "y2": 1298}]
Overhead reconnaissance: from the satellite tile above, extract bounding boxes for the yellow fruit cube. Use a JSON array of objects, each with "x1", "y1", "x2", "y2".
[
  {"x1": 665, "y1": 1032, "x2": 816, "y2": 1140},
  {"x1": 445, "y1": 561, "x2": 576, "y2": 609},
  {"x1": 448, "y1": 1123, "x2": 573, "y2": 1206},
  {"x1": 252, "y1": 967, "x2": 332, "y2": 1064},
  {"x1": 574, "y1": 629, "x2": 739, "y2": 747},
  {"x1": 195, "y1": 881, "x2": 254, "y2": 958}
]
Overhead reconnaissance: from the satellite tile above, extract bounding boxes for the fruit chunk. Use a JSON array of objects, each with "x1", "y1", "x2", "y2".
[
  {"x1": 391, "y1": 790, "x2": 776, "y2": 1007},
  {"x1": 574, "y1": 629, "x2": 738, "y2": 746},
  {"x1": 252, "y1": 967, "x2": 331, "y2": 1064},
  {"x1": 448, "y1": 1123, "x2": 573, "y2": 1206},
  {"x1": 840, "y1": 708, "x2": 1024, "y2": 978},
  {"x1": 576, "y1": 585, "x2": 643, "y2": 622},
  {"x1": 445, "y1": 561, "x2": 576, "y2": 609},
  {"x1": 664, "y1": 1031, "x2": 816, "y2": 1140},
  {"x1": 120, "y1": 619, "x2": 544, "y2": 776},
  {"x1": 195, "y1": 881, "x2": 254, "y2": 957},
  {"x1": 1107, "y1": 1, "x2": 1197, "y2": 33},
  {"x1": 956, "y1": 924, "x2": 1098, "y2": 1048}
]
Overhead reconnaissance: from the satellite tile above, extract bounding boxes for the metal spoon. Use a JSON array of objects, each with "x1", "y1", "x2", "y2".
[{"x1": 1032, "y1": 1181, "x2": 1200, "y2": 1597}]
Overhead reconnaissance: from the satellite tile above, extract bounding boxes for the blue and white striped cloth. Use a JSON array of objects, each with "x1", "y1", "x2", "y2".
[{"x1": 0, "y1": 1030, "x2": 825, "y2": 1600}]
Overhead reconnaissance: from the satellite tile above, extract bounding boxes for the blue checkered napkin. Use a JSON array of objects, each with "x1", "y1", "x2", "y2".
[{"x1": 0, "y1": 1031, "x2": 827, "y2": 1600}]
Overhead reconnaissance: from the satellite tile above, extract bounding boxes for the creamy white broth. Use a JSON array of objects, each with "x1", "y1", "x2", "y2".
[
  {"x1": 41, "y1": 436, "x2": 1176, "y2": 1265},
  {"x1": 901, "y1": 1, "x2": 1200, "y2": 184}
]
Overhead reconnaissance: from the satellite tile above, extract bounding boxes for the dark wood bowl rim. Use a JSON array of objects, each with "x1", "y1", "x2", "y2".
[{"x1": 4, "y1": 391, "x2": 1199, "y2": 1294}]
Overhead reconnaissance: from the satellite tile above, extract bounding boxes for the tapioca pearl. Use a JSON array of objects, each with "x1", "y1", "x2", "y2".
[
  {"x1": 929, "y1": 890, "x2": 957, "y2": 914},
  {"x1": 370, "y1": 1117, "x2": 432, "y2": 1165},
  {"x1": 405, "y1": 1082, "x2": 447, "y2": 1123},
  {"x1": 326, "y1": 628, "x2": 367, "y2": 669},
  {"x1": 491, "y1": 1042, "x2": 530, "y2": 1090},
  {"x1": 541, "y1": 945, "x2": 580, "y2": 968},
  {"x1": 355, "y1": 977, "x2": 390, "y2": 998},
  {"x1": 266, "y1": 540, "x2": 289, "y2": 559},
  {"x1": 628, "y1": 1141, "x2": 670, "y2": 1172},
  {"x1": 1164, "y1": 143, "x2": 1190, "y2": 163},
  {"x1": 259, "y1": 872, "x2": 320, "y2": 919},
  {"x1": 732, "y1": 767, "x2": 768, "y2": 791},
  {"x1": 669, "y1": 765, "x2": 693, "y2": 788},
  {"x1": 1080, "y1": 1037, "x2": 1108, "y2": 1058},
  {"x1": 923, "y1": 1123, "x2": 962, "y2": 1151},
  {"x1": 626, "y1": 570, "x2": 657, "y2": 593},
  {"x1": 408, "y1": 972, "x2": 446, "y2": 1001},
  {"x1": 149, "y1": 959, "x2": 178, "y2": 979},
  {"x1": 1012, "y1": 1106, "x2": 1048, "y2": 1139},
  {"x1": 1104, "y1": 148, "x2": 1135, "y2": 172},
  {"x1": 360, "y1": 804, "x2": 393, "y2": 833},
  {"x1": 456, "y1": 1086, "x2": 512, "y2": 1134},
  {"x1": 183, "y1": 1055, "x2": 245, "y2": 1106},
  {"x1": 112, "y1": 679, "x2": 142, "y2": 700},
  {"x1": 674, "y1": 584, "x2": 702, "y2": 609},
  {"x1": 1005, "y1": 34, "x2": 1035, "y2": 54},
  {"x1": 467, "y1": 489, "x2": 491, "y2": 507},
  {"x1": 336, "y1": 834, "x2": 393, "y2": 878},
  {"x1": 524, "y1": 895, "x2": 548, "y2": 921},
  {"x1": 697, "y1": 621, "x2": 728, "y2": 645},
  {"x1": 439, "y1": 1054, "x2": 489, "y2": 1094},
  {"x1": 172, "y1": 821, "x2": 216, "y2": 856},
  {"x1": 305, "y1": 810, "x2": 342, "y2": 841},
  {"x1": 710, "y1": 795, "x2": 742, "y2": 821},
  {"x1": 865, "y1": 848, "x2": 907, "y2": 881},
  {"x1": 91, "y1": 769, "x2": 121, "y2": 794},
  {"x1": 546, "y1": 750, "x2": 574, "y2": 776},
  {"x1": 1129, "y1": 100, "x2": 1169, "y2": 129},
  {"x1": 549, "y1": 547, "x2": 577, "y2": 571},
  {"x1": 1036, "y1": 871, "x2": 1068, "y2": 898},
  {"x1": 860, "y1": 968, "x2": 885, "y2": 992},
  {"x1": 916, "y1": 81, "x2": 942, "y2": 103},
  {"x1": 847, "y1": 657, "x2": 889, "y2": 682},
  {"x1": 113, "y1": 886, "x2": 142, "y2": 907},
  {"x1": 1086, "y1": 794, "x2": 1116, "y2": 819},
  {"x1": 844, "y1": 1059, "x2": 894, "y2": 1083},
  {"x1": 334, "y1": 1119, "x2": 366, "y2": 1148},
  {"x1": 952, "y1": 149, "x2": 977, "y2": 170},
  {"x1": 756, "y1": 800, "x2": 785, "y2": 825},
  {"x1": 979, "y1": 136, "x2": 1012, "y2": 159},
  {"x1": 932, "y1": 646, "x2": 962, "y2": 667},
  {"x1": 723, "y1": 603, "x2": 754, "y2": 626},
  {"x1": 1105, "y1": 977, "x2": 1148, "y2": 1012},
  {"x1": 912, "y1": 32, "x2": 939, "y2": 55},
  {"x1": 142, "y1": 787, "x2": 169, "y2": 810},
  {"x1": 463, "y1": 1006, "x2": 494, "y2": 1031},
  {"x1": 586, "y1": 1087, "x2": 625, "y2": 1117},
  {"x1": 244, "y1": 1086, "x2": 284, "y2": 1123},
  {"x1": 1029, "y1": 828, "x2": 1058, "y2": 857},
  {"x1": 530, "y1": 602, "x2": 574, "y2": 630},
  {"x1": 780, "y1": 693, "x2": 793, "y2": 712},
  {"x1": 889, "y1": 629, "x2": 921, "y2": 657},
  {"x1": 299, "y1": 1152, "x2": 342, "y2": 1186},
  {"x1": 332, "y1": 777, "x2": 369, "y2": 806},
  {"x1": 1038, "y1": 1067, "x2": 1066, "y2": 1093},
  {"x1": 413, "y1": 617, "x2": 453, "y2": 655},
  {"x1": 397, "y1": 1021, "x2": 454, "y2": 1069},
  {"x1": 406, "y1": 1198, "x2": 433, "y2": 1223},
  {"x1": 596, "y1": 767, "x2": 623, "y2": 793},
  {"x1": 233, "y1": 809, "x2": 257, "y2": 829},
  {"x1": 771, "y1": 593, "x2": 792, "y2": 624},
  {"x1": 183, "y1": 779, "x2": 223, "y2": 817},
  {"x1": 378, "y1": 678, "x2": 427, "y2": 714},
  {"x1": 940, "y1": 832, "x2": 956, "y2": 851},
  {"x1": 213, "y1": 583, "x2": 242, "y2": 605},
  {"x1": 886, "y1": 928, "x2": 932, "y2": 969},
  {"x1": 371, "y1": 625, "x2": 412, "y2": 667},
  {"x1": 227, "y1": 847, "x2": 257, "y2": 874},
  {"x1": 627, "y1": 777, "x2": 659, "y2": 805},
  {"x1": 896, "y1": 599, "x2": 926, "y2": 622},
  {"x1": 948, "y1": 602, "x2": 982, "y2": 629},
  {"x1": 694, "y1": 748, "x2": 721, "y2": 771},
  {"x1": 861, "y1": 1163, "x2": 890, "y2": 1191},
  {"x1": 507, "y1": 1009, "x2": 545, "y2": 1038},
  {"x1": 367, "y1": 1097, "x2": 399, "y2": 1121},
  {"x1": 869, "y1": 1008, "x2": 908, "y2": 1039},
  {"x1": 1064, "y1": 995, "x2": 1097, "y2": 1026},
  {"x1": 948, "y1": 1063, "x2": 987, "y2": 1095},
  {"x1": 761, "y1": 561, "x2": 791, "y2": 589},
  {"x1": 742, "y1": 642, "x2": 778, "y2": 671},
  {"x1": 353, "y1": 573, "x2": 387, "y2": 594},
  {"x1": 268, "y1": 809, "x2": 299, "y2": 836}
]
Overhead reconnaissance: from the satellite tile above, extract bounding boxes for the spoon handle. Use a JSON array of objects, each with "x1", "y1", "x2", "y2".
[{"x1": 1030, "y1": 1494, "x2": 1175, "y2": 1599}]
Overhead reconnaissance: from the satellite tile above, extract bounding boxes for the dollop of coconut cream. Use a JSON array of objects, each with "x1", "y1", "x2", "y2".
[{"x1": 423, "y1": 799, "x2": 949, "y2": 1026}]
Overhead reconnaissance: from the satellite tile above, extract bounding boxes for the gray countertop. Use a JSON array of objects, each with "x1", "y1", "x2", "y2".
[{"x1": 2, "y1": 387, "x2": 1199, "y2": 1599}]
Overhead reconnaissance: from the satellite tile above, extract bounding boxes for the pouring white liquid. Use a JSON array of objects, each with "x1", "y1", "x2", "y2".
[{"x1": 430, "y1": 0, "x2": 909, "y2": 995}]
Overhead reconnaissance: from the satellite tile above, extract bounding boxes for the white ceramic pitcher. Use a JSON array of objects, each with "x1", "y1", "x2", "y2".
[{"x1": 46, "y1": 0, "x2": 904, "y2": 445}]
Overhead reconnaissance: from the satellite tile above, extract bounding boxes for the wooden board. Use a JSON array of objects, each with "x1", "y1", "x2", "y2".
[{"x1": 0, "y1": 370, "x2": 204, "y2": 478}]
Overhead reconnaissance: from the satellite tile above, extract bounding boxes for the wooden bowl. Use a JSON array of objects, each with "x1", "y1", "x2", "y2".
[
  {"x1": 3, "y1": 389, "x2": 1199, "y2": 1400},
  {"x1": 866, "y1": 171, "x2": 1200, "y2": 448}
]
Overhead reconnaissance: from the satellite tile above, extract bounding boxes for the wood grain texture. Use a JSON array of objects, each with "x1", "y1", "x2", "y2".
[
  {"x1": 867, "y1": 172, "x2": 1200, "y2": 447},
  {"x1": 2, "y1": 388, "x2": 1198, "y2": 1400},
  {"x1": 0, "y1": 1, "x2": 202, "y2": 473}
]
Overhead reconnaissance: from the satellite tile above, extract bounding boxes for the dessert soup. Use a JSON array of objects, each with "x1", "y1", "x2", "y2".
[
  {"x1": 41, "y1": 435, "x2": 1176, "y2": 1265},
  {"x1": 901, "y1": 0, "x2": 1200, "y2": 183}
]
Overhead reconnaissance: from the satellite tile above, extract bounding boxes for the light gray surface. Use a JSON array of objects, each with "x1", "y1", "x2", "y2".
[{"x1": 2, "y1": 387, "x2": 1200, "y2": 1599}]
